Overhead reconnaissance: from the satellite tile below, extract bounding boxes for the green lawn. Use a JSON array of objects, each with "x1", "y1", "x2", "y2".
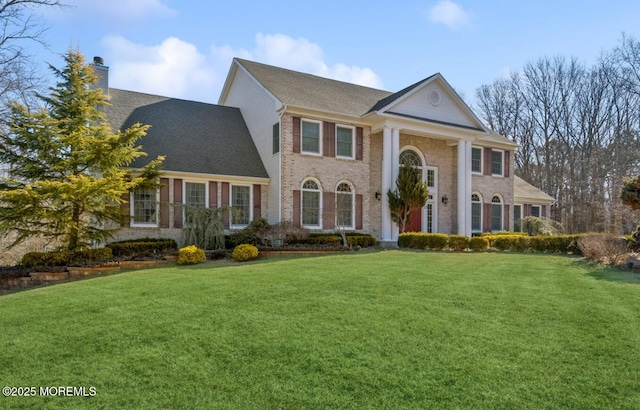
[{"x1": 1, "y1": 250, "x2": 640, "y2": 409}]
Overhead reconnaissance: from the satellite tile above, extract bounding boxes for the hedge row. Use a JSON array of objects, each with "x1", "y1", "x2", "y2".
[
  {"x1": 289, "y1": 233, "x2": 378, "y2": 247},
  {"x1": 106, "y1": 238, "x2": 177, "y2": 259},
  {"x1": 22, "y1": 247, "x2": 114, "y2": 268},
  {"x1": 399, "y1": 233, "x2": 584, "y2": 254}
]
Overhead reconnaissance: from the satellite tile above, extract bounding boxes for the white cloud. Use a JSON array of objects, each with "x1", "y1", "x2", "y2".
[
  {"x1": 102, "y1": 36, "x2": 217, "y2": 101},
  {"x1": 427, "y1": 0, "x2": 471, "y2": 29},
  {"x1": 101, "y1": 33, "x2": 384, "y2": 102}
]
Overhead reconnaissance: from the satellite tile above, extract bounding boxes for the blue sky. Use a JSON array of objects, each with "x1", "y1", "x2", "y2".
[{"x1": 30, "y1": 0, "x2": 640, "y2": 106}]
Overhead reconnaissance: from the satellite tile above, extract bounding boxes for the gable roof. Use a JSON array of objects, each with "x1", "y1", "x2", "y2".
[
  {"x1": 228, "y1": 59, "x2": 494, "y2": 136},
  {"x1": 230, "y1": 58, "x2": 393, "y2": 117},
  {"x1": 514, "y1": 176, "x2": 555, "y2": 204},
  {"x1": 104, "y1": 88, "x2": 268, "y2": 179}
]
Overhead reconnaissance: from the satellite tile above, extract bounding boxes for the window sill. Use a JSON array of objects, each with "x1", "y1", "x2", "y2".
[{"x1": 131, "y1": 223, "x2": 159, "y2": 228}]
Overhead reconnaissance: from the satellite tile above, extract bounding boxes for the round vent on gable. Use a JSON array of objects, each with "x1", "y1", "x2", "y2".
[{"x1": 428, "y1": 89, "x2": 442, "y2": 106}]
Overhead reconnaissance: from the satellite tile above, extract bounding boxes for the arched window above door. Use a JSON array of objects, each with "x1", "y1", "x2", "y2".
[{"x1": 400, "y1": 149, "x2": 422, "y2": 168}]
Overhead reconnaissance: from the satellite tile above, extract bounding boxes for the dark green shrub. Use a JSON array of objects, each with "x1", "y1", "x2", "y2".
[
  {"x1": 229, "y1": 218, "x2": 271, "y2": 247},
  {"x1": 345, "y1": 234, "x2": 377, "y2": 247},
  {"x1": 69, "y1": 248, "x2": 113, "y2": 266},
  {"x1": 398, "y1": 233, "x2": 448, "y2": 249},
  {"x1": 448, "y1": 235, "x2": 469, "y2": 251},
  {"x1": 106, "y1": 238, "x2": 177, "y2": 259},
  {"x1": 22, "y1": 251, "x2": 70, "y2": 268},
  {"x1": 468, "y1": 237, "x2": 489, "y2": 251}
]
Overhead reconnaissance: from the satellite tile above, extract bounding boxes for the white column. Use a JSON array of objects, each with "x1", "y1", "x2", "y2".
[
  {"x1": 457, "y1": 140, "x2": 467, "y2": 235},
  {"x1": 465, "y1": 141, "x2": 473, "y2": 236},
  {"x1": 381, "y1": 127, "x2": 392, "y2": 241},
  {"x1": 391, "y1": 128, "x2": 400, "y2": 241}
]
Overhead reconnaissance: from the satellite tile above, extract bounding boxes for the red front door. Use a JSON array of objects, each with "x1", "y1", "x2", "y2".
[{"x1": 404, "y1": 208, "x2": 422, "y2": 233}]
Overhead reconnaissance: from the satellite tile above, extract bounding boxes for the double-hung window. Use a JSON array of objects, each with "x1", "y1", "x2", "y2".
[
  {"x1": 491, "y1": 195, "x2": 503, "y2": 231},
  {"x1": 471, "y1": 193, "x2": 482, "y2": 233},
  {"x1": 301, "y1": 179, "x2": 321, "y2": 227},
  {"x1": 184, "y1": 182, "x2": 206, "y2": 223},
  {"x1": 336, "y1": 125, "x2": 354, "y2": 159},
  {"x1": 471, "y1": 147, "x2": 482, "y2": 174},
  {"x1": 131, "y1": 186, "x2": 158, "y2": 226},
  {"x1": 531, "y1": 205, "x2": 541, "y2": 218},
  {"x1": 491, "y1": 150, "x2": 504, "y2": 176},
  {"x1": 336, "y1": 182, "x2": 354, "y2": 229},
  {"x1": 231, "y1": 185, "x2": 251, "y2": 227},
  {"x1": 301, "y1": 120, "x2": 321, "y2": 155}
]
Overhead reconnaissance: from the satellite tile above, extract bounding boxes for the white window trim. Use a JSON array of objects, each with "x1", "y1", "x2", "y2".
[
  {"x1": 301, "y1": 178, "x2": 322, "y2": 229},
  {"x1": 335, "y1": 181, "x2": 355, "y2": 230},
  {"x1": 514, "y1": 203, "x2": 523, "y2": 232},
  {"x1": 491, "y1": 194, "x2": 504, "y2": 232},
  {"x1": 230, "y1": 183, "x2": 253, "y2": 229},
  {"x1": 471, "y1": 192, "x2": 483, "y2": 233},
  {"x1": 301, "y1": 119, "x2": 322, "y2": 156},
  {"x1": 531, "y1": 205, "x2": 542, "y2": 218},
  {"x1": 471, "y1": 146, "x2": 483, "y2": 175},
  {"x1": 335, "y1": 124, "x2": 355, "y2": 160},
  {"x1": 491, "y1": 149, "x2": 504, "y2": 177},
  {"x1": 130, "y1": 187, "x2": 159, "y2": 228},
  {"x1": 183, "y1": 180, "x2": 209, "y2": 225},
  {"x1": 425, "y1": 166, "x2": 438, "y2": 233}
]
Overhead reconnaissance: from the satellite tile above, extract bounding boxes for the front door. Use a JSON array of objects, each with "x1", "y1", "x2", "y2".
[{"x1": 405, "y1": 208, "x2": 422, "y2": 232}]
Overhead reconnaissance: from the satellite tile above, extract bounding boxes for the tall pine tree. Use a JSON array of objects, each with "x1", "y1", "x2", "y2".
[{"x1": 0, "y1": 50, "x2": 163, "y2": 250}]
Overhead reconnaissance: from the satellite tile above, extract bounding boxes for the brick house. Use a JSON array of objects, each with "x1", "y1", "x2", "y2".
[{"x1": 99, "y1": 57, "x2": 553, "y2": 244}]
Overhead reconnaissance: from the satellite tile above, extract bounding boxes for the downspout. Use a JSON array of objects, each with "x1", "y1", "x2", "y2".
[{"x1": 278, "y1": 104, "x2": 287, "y2": 223}]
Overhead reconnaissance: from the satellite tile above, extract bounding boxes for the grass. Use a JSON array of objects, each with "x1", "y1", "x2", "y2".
[{"x1": 1, "y1": 250, "x2": 640, "y2": 409}]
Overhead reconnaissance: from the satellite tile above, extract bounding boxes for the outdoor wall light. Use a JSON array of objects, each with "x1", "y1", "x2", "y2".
[
  {"x1": 441, "y1": 194, "x2": 448, "y2": 205},
  {"x1": 375, "y1": 190, "x2": 382, "y2": 200}
]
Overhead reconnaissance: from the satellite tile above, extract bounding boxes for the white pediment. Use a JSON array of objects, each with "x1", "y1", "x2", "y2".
[{"x1": 383, "y1": 75, "x2": 485, "y2": 131}]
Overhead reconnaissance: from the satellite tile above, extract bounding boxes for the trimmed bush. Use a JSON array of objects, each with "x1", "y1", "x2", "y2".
[
  {"x1": 232, "y1": 244, "x2": 259, "y2": 262},
  {"x1": 22, "y1": 251, "x2": 69, "y2": 268},
  {"x1": 345, "y1": 234, "x2": 378, "y2": 248},
  {"x1": 398, "y1": 233, "x2": 448, "y2": 250},
  {"x1": 448, "y1": 235, "x2": 469, "y2": 251},
  {"x1": 106, "y1": 238, "x2": 177, "y2": 259},
  {"x1": 468, "y1": 237, "x2": 489, "y2": 251},
  {"x1": 177, "y1": 245, "x2": 206, "y2": 265},
  {"x1": 69, "y1": 248, "x2": 113, "y2": 266}
]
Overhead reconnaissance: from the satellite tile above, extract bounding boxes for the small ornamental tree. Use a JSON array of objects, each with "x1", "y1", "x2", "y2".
[
  {"x1": 0, "y1": 50, "x2": 163, "y2": 250},
  {"x1": 387, "y1": 162, "x2": 429, "y2": 233}
]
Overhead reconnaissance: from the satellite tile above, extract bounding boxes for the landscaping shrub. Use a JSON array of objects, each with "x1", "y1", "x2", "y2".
[
  {"x1": 490, "y1": 235, "x2": 530, "y2": 252},
  {"x1": 578, "y1": 234, "x2": 628, "y2": 266},
  {"x1": 68, "y1": 248, "x2": 113, "y2": 266},
  {"x1": 177, "y1": 245, "x2": 206, "y2": 265},
  {"x1": 468, "y1": 237, "x2": 489, "y2": 251},
  {"x1": 627, "y1": 224, "x2": 640, "y2": 251},
  {"x1": 400, "y1": 232, "x2": 584, "y2": 254},
  {"x1": 448, "y1": 235, "x2": 469, "y2": 251},
  {"x1": 232, "y1": 244, "x2": 259, "y2": 261},
  {"x1": 106, "y1": 238, "x2": 177, "y2": 259},
  {"x1": 0, "y1": 265, "x2": 30, "y2": 279},
  {"x1": 21, "y1": 251, "x2": 70, "y2": 268},
  {"x1": 229, "y1": 218, "x2": 271, "y2": 247},
  {"x1": 345, "y1": 234, "x2": 378, "y2": 247}
]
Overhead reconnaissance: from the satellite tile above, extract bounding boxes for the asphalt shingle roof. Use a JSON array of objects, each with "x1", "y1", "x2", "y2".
[
  {"x1": 104, "y1": 89, "x2": 268, "y2": 179},
  {"x1": 514, "y1": 176, "x2": 555, "y2": 203},
  {"x1": 235, "y1": 59, "x2": 393, "y2": 118}
]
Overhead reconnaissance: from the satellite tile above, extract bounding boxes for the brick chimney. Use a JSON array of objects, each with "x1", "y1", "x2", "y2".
[{"x1": 92, "y1": 56, "x2": 109, "y2": 94}]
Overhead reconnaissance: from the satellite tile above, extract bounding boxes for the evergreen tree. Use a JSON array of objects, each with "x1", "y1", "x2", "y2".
[
  {"x1": 387, "y1": 162, "x2": 429, "y2": 233},
  {"x1": 621, "y1": 174, "x2": 640, "y2": 211},
  {"x1": 0, "y1": 50, "x2": 163, "y2": 250}
]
